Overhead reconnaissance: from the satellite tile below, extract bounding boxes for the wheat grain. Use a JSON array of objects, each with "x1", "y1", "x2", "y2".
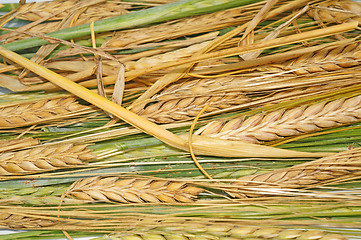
[
  {"x1": 131, "y1": 76, "x2": 249, "y2": 123},
  {"x1": 230, "y1": 146, "x2": 361, "y2": 198},
  {"x1": 0, "y1": 97, "x2": 90, "y2": 129},
  {"x1": 0, "y1": 143, "x2": 94, "y2": 175},
  {"x1": 68, "y1": 176, "x2": 204, "y2": 203},
  {"x1": 197, "y1": 95, "x2": 361, "y2": 144}
]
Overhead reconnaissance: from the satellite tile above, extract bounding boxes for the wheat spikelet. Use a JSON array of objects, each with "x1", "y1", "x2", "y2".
[
  {"x1": 230, "y1": 146, "x2": 361, "y2": 198},
  {"x1": 131, "y1": 76, "x2": 249, "y2": 123},
  {"x1": 197, "y1": 95, "x2": 361, "y2": 144},
  {"x1": 0, "y1": 143, "x2": 94, "y2": 175},
  {"x1": 106, "y1": 225, "x2": 348, "y2": 240},
  {"x1": 68, "y1": 176, "x2": 204, "y2": 203},
  {"x1": 0, "y1": 212, "x2": 58, "y2": 229},
  {"x1": 0, "y1": 97, "x2": 90, "y2": 129}
]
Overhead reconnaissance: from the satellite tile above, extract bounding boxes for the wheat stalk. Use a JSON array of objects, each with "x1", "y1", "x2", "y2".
[
  {"x1": 0, "y1": 97, "x2": 90, "y2": 129},
  {"x1": 131, "y1": 76, "x2": 249, "y2": 123},
  {"x1": 0, "y1": 143, "x2": 94, "y2": 175},
  {"x1": 197, "y1": 95, "x2": 361, "y2": 144},
  {"x1": 229, "y1": 146, "x2": 361, "y2": 198},
  {"x1": 67, "y1": 176, "x2": 204, "y2": 203}
]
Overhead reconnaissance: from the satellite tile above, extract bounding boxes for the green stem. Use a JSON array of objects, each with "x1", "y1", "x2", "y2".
[{"x1": 2, "y1": 0, "x2": 262, "y2": 52}]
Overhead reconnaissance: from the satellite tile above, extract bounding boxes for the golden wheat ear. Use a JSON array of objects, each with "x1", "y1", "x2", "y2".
[
  {"x1": 106, "y1": 225, "x2": 349, "y2": 240},
  {"x1": 131, "y1": 76, "x2": 250, "y2": 123},
  {"x1": 0, "y1": 143, "x2": 94, "y2": 175},
  {"x1": 0, "y1": 212, "x2": 58, "y2": 229},
  {"x1": 0, "y1": 97, "x2": 91, "y2": 129},
  {"x1": 197, "y1": 95, "x2": 361, "y2": 144},
  {"x1": 67, "y1": 176, "x2": 204, "y2": 204},
  {"x1": 230, "y1": 145, "x2": 361, "y2": 198}
]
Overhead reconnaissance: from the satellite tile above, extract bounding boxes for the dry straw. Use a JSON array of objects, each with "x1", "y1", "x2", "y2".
[
  {"x1": 67, "y1": 176, "x2": 204, "y2": 203},
  {"x1": 0, "y1": 97, "x2": 90, "y2": 129},
  {"x1": 0, "y1": 143, "x2": 94, "y2": 175},
  {"x1": 196, "y1": 95, "x2": 361, "y2": 143}
]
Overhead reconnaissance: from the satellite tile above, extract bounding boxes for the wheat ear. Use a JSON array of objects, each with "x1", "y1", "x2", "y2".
[
  {"x1": 102, "y1": 4, "x2": 259, "y2": 48},
  {"x1": 0, "y1": 213, "x2": 58, "y2": 229},
  {"x1": 197, "y1": 95, "x2": 361, "y2": 144},
  {"x1": 106, "y1": 226, "x2": 348, "y2": 240},
  {"x1": 230, "y1": 146, "x2": 361, "y2": 198},
  {"x1": 131, "y1": 76, "x2": 249, "y2": 123},
  {"x1": 15, "y1": 0, "x2": 129, "y2": 22},
  {"x1": 0, "y1": 97, "x2": 89, "y2": 129},
  {"x1": 68, "y1": 176, "x2": 204, "y2": 203},
  {"x1": 273, "y1": 41, "x2": 361, "y2": 75},
  {"x1": 0, "y1": 143, "x2": 94, "y2": 175},
  {"x1": 308, "y1": 0, "x2": 361, "y2": 24}
]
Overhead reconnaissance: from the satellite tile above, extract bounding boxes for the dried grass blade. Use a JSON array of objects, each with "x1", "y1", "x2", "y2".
[
  {"x1": 238, "y1": 0, "x2": 278, "y2": 52},
  {"x1": 0, "y1": 74, "x2": 27, "y2": 91},
  {"x1": 0, "y1": 137, "x2": 39, "y2": 153},
  {"x1": 240, "y1": 4, "x2": 309, "y2": 60}
]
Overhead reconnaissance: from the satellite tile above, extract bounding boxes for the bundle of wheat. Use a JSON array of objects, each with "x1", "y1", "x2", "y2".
[{"x1": 0, "y1": 0, "x2": 361, "y2": 239}]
